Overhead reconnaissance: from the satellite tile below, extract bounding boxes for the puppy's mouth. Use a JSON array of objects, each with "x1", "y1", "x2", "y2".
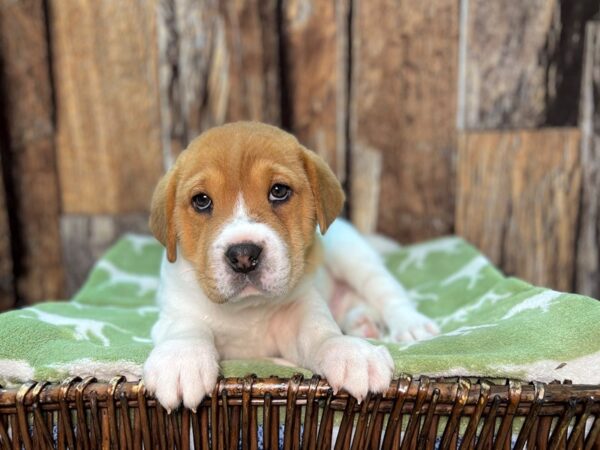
[
  {"x1": 230, "y1": 274, "x2": 266, "y2": 299},
  {"x1": 222, "y1": 270, "x2": 289, "y2": 303}
]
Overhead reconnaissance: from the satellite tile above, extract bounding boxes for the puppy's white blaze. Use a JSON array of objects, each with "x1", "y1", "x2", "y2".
[{"x1": 210, "y1": 194, "x2": 291, "y2": 300}]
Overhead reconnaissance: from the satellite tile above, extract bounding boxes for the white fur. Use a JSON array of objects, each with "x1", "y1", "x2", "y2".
[
  {"x1": 144, "y1": 217, "x2": 438, "y2": 411},
  {"x1": 321, "y1": 220, "x2": 440, "y2": 342}
]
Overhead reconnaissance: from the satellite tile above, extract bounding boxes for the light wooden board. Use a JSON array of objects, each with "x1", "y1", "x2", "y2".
[
  {"x1": 458, "y1": 0, "x2": 598, "y2": 129},
  {"x1": 350, "y1": 0, "x2": 458, "y2": 241},
  {"x1": 60, "y1": 214, "x2": 150, "y2": 296},
  {"x1": 158, "y1": 0, "x2": 281, "y2": 165},
  {"x1": 456, "y1": 129, "x2": 581, "y2": 292},
  {"x1": 281, "y1": 0, "x2": 349, "y2": 182},
  {"x1": 576, "y1": 20, "x2": 600, "y2": 298},
  {"x1": 51, "y1": 0, "x2": 164, "y2": 213},
  {"x1": 0, "y1": 0, "x2": 64, "y2": 304}
]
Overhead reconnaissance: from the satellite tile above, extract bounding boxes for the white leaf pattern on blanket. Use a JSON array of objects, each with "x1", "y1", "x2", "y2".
[
  {"x1": 441, "y1": 255, "x2": 489, "y2": 289},
  {"x1": 137, "y1": 306, "x2": 160, "y2": 316},
  {"x1": 95, "y1": 260, "x2": 158, "y2": 295},
  {"x1": 125, "y1": 234, "x2": 156, "y2": 253},
  {"x1": 438, "y1": 289, "x2": 511, "y2": 325},
  {"x1": 406, "y1": 286, "x2": 439, "y2": 302},
  {"x1": 502, "y1": 290, "x2": 563, "y2": 320},
  {"x1": 19, "y1": 309, "x2": 130, "y2": 346},
  {"x1": 397, "y1": 238, "x2": 462, "y2": 271}
]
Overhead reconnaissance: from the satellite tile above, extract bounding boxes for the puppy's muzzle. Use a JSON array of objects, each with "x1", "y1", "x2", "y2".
[{"x1": 225, "y1": 243, "x2": 262, "y2": 274}]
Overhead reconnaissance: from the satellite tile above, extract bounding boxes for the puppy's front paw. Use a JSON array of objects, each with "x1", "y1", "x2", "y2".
[
  {"x1": 143, "y1": 339, "x2": 220, "y2": 412},
  {"x1": 313, "y1": 336, "x2": 393, "y2": 401},
  {"x1": 385, "y1": 307, "x2": 440, "y2": 343}
]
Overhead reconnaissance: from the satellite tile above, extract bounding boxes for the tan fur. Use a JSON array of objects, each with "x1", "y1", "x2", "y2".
[{"x1": 149, "y1": 122, "x2": 344, "y2": 303}]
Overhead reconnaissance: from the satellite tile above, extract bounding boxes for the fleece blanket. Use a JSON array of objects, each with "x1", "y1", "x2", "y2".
[{"x1": 0, "y1": 234, "x2": 599, "y2": 387}]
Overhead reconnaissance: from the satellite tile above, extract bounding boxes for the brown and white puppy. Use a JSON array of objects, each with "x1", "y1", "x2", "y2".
[{"x1": 143, "y1": 122, "x2": 438, "y2": 411}]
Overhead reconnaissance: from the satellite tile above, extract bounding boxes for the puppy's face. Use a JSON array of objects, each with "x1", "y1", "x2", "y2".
[{"x1": 150, "y1": 122, "x2": 345, "y2": 304}]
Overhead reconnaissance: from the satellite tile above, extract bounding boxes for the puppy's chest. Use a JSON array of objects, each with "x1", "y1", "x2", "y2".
[{"x1": 210, "y1": 306, "x2": 279, "y2": 359}]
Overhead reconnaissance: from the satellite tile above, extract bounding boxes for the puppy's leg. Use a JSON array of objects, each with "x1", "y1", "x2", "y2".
[
  {"x1": 317, "y1": 263, "x2": 382, "y2": 339},
  {"x1": 270, "y1": 289, "x2": 393, "y2": 401},
  {"x1": 322, "y1": 219, "x2": 440, "y2": 342},
  {"x1": 144, "y1": 315, "x2": 220, "y2": 412}
]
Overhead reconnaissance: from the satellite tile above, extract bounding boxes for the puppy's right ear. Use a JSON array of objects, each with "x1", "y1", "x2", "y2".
[{"x1": 149, "y1": 168, "x2": 178, "y2": 262}]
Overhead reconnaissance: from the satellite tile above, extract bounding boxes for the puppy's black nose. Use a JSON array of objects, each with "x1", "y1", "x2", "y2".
[{"x1": 225, "y1": 243, "x2": 262, "y2": 273}]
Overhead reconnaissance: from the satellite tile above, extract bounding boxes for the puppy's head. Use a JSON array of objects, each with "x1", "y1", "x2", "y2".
[{"x1": 150, "y1": 122, "x2": 345, "y2": 303}]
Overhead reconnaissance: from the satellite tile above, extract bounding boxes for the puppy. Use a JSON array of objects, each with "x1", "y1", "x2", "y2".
[{"x1": 143, "y1": 122, "x2": 439, "y2": 411}]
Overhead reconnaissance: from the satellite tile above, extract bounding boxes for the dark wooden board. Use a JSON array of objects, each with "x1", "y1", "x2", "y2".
[
  {"x1": 458, "y1": 0, "x2": 599, "y2": 129},
  {"x1": 0, "y1": 158, "x2": 14, "y2": 311}
]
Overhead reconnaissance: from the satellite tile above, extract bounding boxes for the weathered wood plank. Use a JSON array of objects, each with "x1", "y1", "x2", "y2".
[
  {"x1": 51, "y1": 0, "x2": 164, "y2": 213},
  {"x1": 60, "y1": 214, "x2": 150, "y2": 296},
  {"x1": 0, "y1": 156, "x2": 14, "y2": 311},
  {"x1": 458, "y1": 0, "x2": 599, "y2": 129},
  {"x1": 576, "y1": 20, "x2": 600, "y2": 298},
  {"x1": 349, "y1": 144, "x2": 381, "y2": 234},
  {"x1": 350, "y1": 0, "x2": 458, "y2": 242},
  {"x1": 158, "y1": 0, "x2": 281, "y2": 165},
  {"x1": 456, "y1": 129, "x2": 581, "y2": 292},
  {"x1": 0, "y1": 0, "x2": 64, "y2": 304},
  {"x1": 281, "y1": 0, "x2": 348, "y2": 181}
]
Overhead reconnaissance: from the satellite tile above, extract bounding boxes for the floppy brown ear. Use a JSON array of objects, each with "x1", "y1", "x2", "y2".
[
  {"x1": 301, "y1": 146, "x2": 345, "y2": 234},
  {"x1": 149, "y1": 168, "x2": 178, "y2": 262}
]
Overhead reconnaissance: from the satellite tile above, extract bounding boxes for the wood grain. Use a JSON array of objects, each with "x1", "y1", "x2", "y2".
[
  {"x1": 0, "y1": 159, "x2": 14, "y2": 311},
  {"x1": 349, "y1": 144, "x2": 381, "y2": 234},
  {"x1": 282, "y1": 0, "x2": 349, "y2": 181},
  {"x1": 576, "y1": 20, "x2": 600, "y2": 298},
  {"x1": 60, "y1": 214, "x2": 150, "y2": 295},
  {"x1": 158, "y1": 0, "x2": 281, "y2": 165},
  {"x1": 458, "y1": 0, "x2": 599, "y2": 129},
  {"x1": 51, "y1": 0, "x2": 164, "y2": 213},
  {"x1": 456, "y1": 129, "x2": 581, "y2": 291},
  {"x1": 0, "y1": 0, "x2": 64, "y2": 304},
  {"x1": 350, "y1": 0, "x2": 458, "y2": 242}
]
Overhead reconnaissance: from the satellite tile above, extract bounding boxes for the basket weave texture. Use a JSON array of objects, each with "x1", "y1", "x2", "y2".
[{"x1": 0, "y1": 375, "x2": 599, "y2": 449}]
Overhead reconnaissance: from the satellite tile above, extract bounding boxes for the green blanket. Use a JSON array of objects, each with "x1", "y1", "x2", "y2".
[{"x1": 1, "y1": 234, "x2": 599, "y2": 387}]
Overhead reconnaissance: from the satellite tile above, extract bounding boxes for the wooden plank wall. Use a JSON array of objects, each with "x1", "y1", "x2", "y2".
[
  {"x1": 0, "y1": 164, "x2": 13, "y2": 310},
  {"x1": 458, "y1": 0, "x2": 597, "y2": 129},
  {"x1": 350, "y1": 0, "x2": 458, "y2": 241},
  {"x1": 281, "y1": 0, "x2": 349, "y2": 182},
  {"x1": 457, "y1": 0, "x2": 599, "y2": 292},
  {"x1": 0, "y1": 0, "x2": 64, "y2": 306},
  {"x1": 0, "y1": 0, "x2": 599, "y2": 310},
  {"x1": 456, "y1": 130, "x2": 581, "y2": 291},
  {"x1": 577, "y1": 19, "x2": 600, "y2": 298},
  {"x1": 157, "y1": 0, "x2": 282, "y2": 165}
]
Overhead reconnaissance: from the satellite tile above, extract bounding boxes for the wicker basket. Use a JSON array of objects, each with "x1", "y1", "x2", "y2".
[{"x1": 0, "y1": 375, "x2": 598, "y2": 449}]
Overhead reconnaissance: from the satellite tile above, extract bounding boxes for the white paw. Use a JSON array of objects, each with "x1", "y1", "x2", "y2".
[
  {"x1": 341, "y1": 305, "x2": 382, "y2": 339},
  {"x1": 313, "y1": 336, "x2": 393, "y2": 402},
  {"x1": 384, "y1": 306, "x2": 440, "y2": 343},
  {"x1": 143, "y1": 339, "x2": 220, "y2": 412}
]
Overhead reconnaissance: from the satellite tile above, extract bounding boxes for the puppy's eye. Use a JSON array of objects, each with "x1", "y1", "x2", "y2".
[
  {"x1": 269, "y1": 184, "x2": 292, "y2": 203},
  {"x1": 191, "y1": 193, "x2": 213, "y2": 213}
]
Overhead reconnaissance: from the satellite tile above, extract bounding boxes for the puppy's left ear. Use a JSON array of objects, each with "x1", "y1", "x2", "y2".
[
  {"x1": 149, "y1": 167, "x2": 179, "y2": 262},
  {"x1": 301, "y1": 146, "x2": 345, "y2": 234}
]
